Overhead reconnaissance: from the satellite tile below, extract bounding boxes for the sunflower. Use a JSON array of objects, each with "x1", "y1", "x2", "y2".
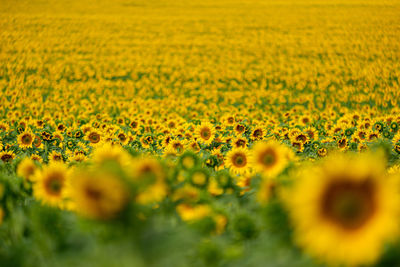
[
  {"x1": 30, "y1": 153, "x2": 43, "y2": 162},
  {"x1": 186, "y1": 141, "x2": 201, "y2": 152},
  {"x1": 0, "y1": 122, "x2": 9, "y2": 132},
  {"x1": 291, "y1": 132, "x2": 309, "y2": 145},
  {"x1": 169, "y1": 140, "x2": 184, "y2": 154},
  {"x1": 92, "y1": 143, "x2": 131, "y2": 167},
  {"x1": 56, "y1": 123, "x2": 66, "y2": 132},
  {"x1": 32, "y1": 162, "x2": 69, "y2": 207},
  {"x1": 163, "y1": 146, "x2": 178, "y2": 158},
  {"x1": 232, "y1": 137, "x2": 247, "y2": 148},
  {"x1": 367, "y1": 130, "x2": 380, "y2": 141},
  {"x1": 252, "y1": 141, "x2": 288, "y2": 178},
  {"x1": 236, "y1": 175, "x2": 252, "y2": 195},
  {"x1": 195, "y1": 122, "x2": 215, "y2": 145},
  {"x1": 70, "y1": 153, "x2": 87, "y2": 163},
  {"x1": 68, "y1": 169, "x2": 129, "y2": 220},
  {"x1": 129, "y1": 120, "x2": 140, "y2": 130},
  {"x1": 0, "y1": 151, "x2": 15, "y2": 163},
  {"x1": 304, "y1": 126, "x2": 319, "y2": 141},
  {"x1": 317, "y1": 147, "x2": 328, "y2": 157},
  {"x1": 189, "y1": 168, "x2": 209, "y2": 188},
  {"x1": 223, "y1": 115, "x2": 235, "y2": 126},
  {"x1": 292, "y1": 141, "x2": 304, "y2": 152},
  {"x1": 225, "y1": 147, "x2": 252, "y2": 175},
  {"x1": 162, "y1": 135, "x2": 172, "y2": 148},
  {"x1": 85, "y1": 129, "x2": 103, "y2": 146},
  {"x1": 233, "y1": 123, "x2": 246, "y2": 135},
  {"x1": 48, "y1": 150, "x2": 64, "y2": 163},
  {"x1": 41, "y1": 130, "x2": 53, "y2": 141},
  {"x1": 172, "y1": 184, "x2": 200, "y2": 203},
  {"x1": 116, "y1": 131, "x2": 129, "y2": 145},
  {"x1": 284, "y1": 153, "x2": 400, "y2": 266},
  {"x1": 299, "y1": 115, "x2": 311, "y2": 125},
  {"x1": 178, "y1": 151, "x2": 199, "y2": 170},
  {"x1": 355, "y1": 129, "x2": 367, "y2": 141},
  {"x1": 337, "y1": 136, "x2": 349, "y2": 150},
  {"x1": 17, "y1": 131, "x2": 35, "y2": 149},
  {"x1": 33, "y1": 135, "x2": 42, "y2": 148},
  {"x1": 208, "y1": 177, "x2": 224, "y2": 196},
  {"x1": 176, "y1": 204, "x2": 212, "y2": 222},
  {"x1": 130, "y1": 157, "x2": 167, "y2": 204},
  {"x1": 17, "y1": 158, "x2": 37, "y2": 181},
  {"x1": 250, "y1": 127, "x2": 264, "y2": 141},
  {"x1": 53, "y1": 131, "x2": 64, "y2": 142}
]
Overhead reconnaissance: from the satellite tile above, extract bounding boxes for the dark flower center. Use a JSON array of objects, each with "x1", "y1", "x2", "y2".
[
  {"x1": 321, "y1": 179, "x2": 376, "y2": 230},
  {"x1": 22, "y1": 134, "x2": 32, "y2": 144},
  {"x1": 45, "y1": 175, "x2": 64, "y2": 195},
  {"x1": 233, "y1": 153, "x2": 247, "y2": 167},
  {"x1": 89, "y1": 132, "x2": 100, "y2": 143}
]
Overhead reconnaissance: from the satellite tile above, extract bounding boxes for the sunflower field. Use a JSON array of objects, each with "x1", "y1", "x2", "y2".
[{"x1": 0, "y1": 0, "x2": 400, "y2": 266}]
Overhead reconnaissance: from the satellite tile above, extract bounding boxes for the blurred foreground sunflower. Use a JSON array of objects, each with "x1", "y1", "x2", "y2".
[
  {"x1": 33, "y1": 162, "x2": 69, "y2": 208},
  {"x1": 284, "y1": 153, "x2": 400, "y2": 266}
]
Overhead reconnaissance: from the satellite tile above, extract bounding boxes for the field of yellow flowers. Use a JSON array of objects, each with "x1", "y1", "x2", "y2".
[{"x1": 1, "y1": 0, "x2": 400, "y2": 266}]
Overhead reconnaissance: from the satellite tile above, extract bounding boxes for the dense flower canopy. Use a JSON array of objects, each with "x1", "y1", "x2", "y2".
[{"x1": 0, "y1": 0, "x2": 400, "y2": 266}]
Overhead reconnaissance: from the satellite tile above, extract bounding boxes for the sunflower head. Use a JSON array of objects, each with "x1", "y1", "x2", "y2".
[
  {"x1": 252, "y1": 141, "x2": 288, "y2": 177},
  {"x1": 17, "y1": 131, "x2": 35, "y2": 149},
  {"x1": 17, "y1": 158, "x2": 37, "y2": 181},
  {"x1": 130, "y1": 157, "x2": 168, "y2": 204},
  {"x1": 226, "y1": 147, "x2": 252, "y2": 175},
  {"x1": 196, "y1": 122, "x2": 215, "y2": 145},
  {"x1": 0, "y1": 151, "x2": 15, "y2": 163},
  {"x1": 32, "y1": 162, "x2": 70, "y2": 207},
  {"x1": 189, "y1": 168, "x2": 210, "y2": 188},
  {"x1": 285, "y1": 153, "x2": 400, "y2": 266},
  {"x1": 69, "y1": 169, "x2": 129, "y2": 220},
  {"x1": 251, "y1": 127, "x2": 264, "y2": 140},
  {"x1": 179, "y1": 151, "x2": 199, "y2": 171},
  {"x1": 86, "y1": 130, "x2": 102, "y2": 145},
  {"x1": 92, "y1": 143, "x2": 131, "y2": 168},
  {"x1": 48, "y1": 151, "x2": 64, "y2": 163}
]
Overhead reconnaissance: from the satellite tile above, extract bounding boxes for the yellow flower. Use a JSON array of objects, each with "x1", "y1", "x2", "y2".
[
  {"x1": 232, "y1": 136, "x2": 247, "y2": 148},
  {"x1": 17, "y1": 130, "x2": 35, "y2": 149},
  {"x1": 30, "y1": 153, "x2": 43, "y2": 163},
  {"x1": 176, "y1": 204, "x2": 211, "y2": 222},
  {"x1": 252, "y1": 141, "x2": 288, "y2": 178},
  {"x1": 284, "y1": 153, "x2": 400, "y2": 266},
  {"x1": 48, "y1": 150, "x2": 64, "y2": 163},
  {"x1": 17, "y1": 158, "x2": 37, "y2": 181},
  {"x1": 85, "y1": 129, "x2": 103, "y2": 147},
  {"x1": 92, "y1": 143, "x2": 131, "y2": 168},
  {"x1": 225, "y1": 147, "x2": 252, "y2": 175},
  {"x1": 172, "y1": 184, "x2": 200, "y2": 203},
  {"x1": 69, "y1": 169, "x2": 129, "y2": 220},
  {"x1": 130, "y1": 157, "x2": 168, "y2": 204},
  {"x1": 0, "y1": 151, "x2": 15, "y2": 163},
  {"x1": 0, "y1": 122, "x2": 9, "y2": 132},
  {"x1": 195, "y1": 122, "x2": 215, "y2": 145},
  {"x1": 250, "y1": 127, "x2": 264, "y2": 141},
  {"x1": 32, "y1": 162, "x2": 69, "y2": 208},
  {"x1": 208, "y1": 177, "x2": 224, "y2": 196},
  {"x1": 236, "y1": 175, "x2": 252, "y2": 195}
]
